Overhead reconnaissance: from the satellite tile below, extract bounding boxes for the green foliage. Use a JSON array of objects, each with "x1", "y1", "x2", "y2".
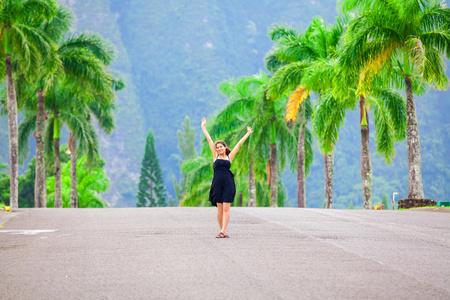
[
  {"x1": 0, "y1": 163, "x2": 9, "y2": 205},
  {"x1": 136, "y1": 129, "x2": 167, "y2": 207},
  {"x1": 181, "y1": 156, "x2": 212, "y2": 207},
  {"x1": 0, "y1": 158, "x2": 36, "y2": 208},
  {"x1": 381, "y1": 193, "x2": 389, "y2": 210},
  {"x1": 0, "y1": 0, "x2": 57, "y2": 76},
  {"x1": 348, "y1": 200, "x2": 354, "y2": 209},
  {"x1": 18, "y1": 158, "x2": 36, "y2": 208},
  {"x1": 46, "y1": 156, "x2": 109, "y2": 208},
  {"x1": 167, "y1": 195, "x2": 177, "y2": 207},
  {"x1": 340, "y1": 0, "x2": 450, "y2": 91},
  {"x1": 173, "y1": 116, "x2": 197, "y2": 204},
  {"x1": 1, "y1": 0, "x2": 449, "y2": 210},
  {"x1": 277, "y1": 175, "x2": 287, "y2": 207}
]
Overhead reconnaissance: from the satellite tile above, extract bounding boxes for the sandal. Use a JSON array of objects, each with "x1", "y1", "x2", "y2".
[
  {"x1": 223, "y1": 233, "x2": 230, "y2": 238},
  {"x1": 216, "y1": 232, "x2": 226, "y2": 238}
]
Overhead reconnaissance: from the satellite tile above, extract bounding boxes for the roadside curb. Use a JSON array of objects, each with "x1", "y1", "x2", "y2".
[{"x1": 0, "y1": 211, "x2": 23, "y2": 228}]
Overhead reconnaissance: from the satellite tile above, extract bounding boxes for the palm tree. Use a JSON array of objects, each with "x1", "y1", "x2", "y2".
[
  {"x1": 339, "y1": 0, "x2": 450, "y2": 202},
  {"x1": 181, "y1": 73, "x2": 301, "y2": 207},
  {"x1": 66, "y1": 86, "x2": 118, "y2": 208},
  {"x1": 18, "y1": 83, "x2": 105, "y2": 207},
  {"x1": 34, "y1": 3, "x2": 72, "y2": 208},
  {"x1": 180, "y1": 155, "x2": 213, "y2": 207},
  {"x1": 0, "y1": 0, "x2": 56, "y2": 209},
  {"x1": 265, "y1": 52, "x2": 313, "y2": 208},
  {"x1": 215, "y1": 75, "x2": 267, "y2": 206},
  {"x1": 267, "y1": 17, "x2": 342, "y2": 208},
  {"x1": 212, "y1": 73, "x2": 301, "y2": 207},
  {"x1": 32, "y1": 4, "x2": 115, "y2": 208}
]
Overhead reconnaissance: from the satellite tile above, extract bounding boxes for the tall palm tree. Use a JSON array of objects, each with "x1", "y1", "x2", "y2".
[
  {"x1": 33, "y1": 5, "x2": 115, "y2": 208},
  {"x1": 181, "y1": 73, "x2": 302, "y2": 207},
  {"x1": 0, "y1": 0, "x2": 56, "y2": 209},
  {"x1": 265, "y1": 52, "x2": 313, "y2": 208},
  {"x1": 334, "y1": 58, "x2": 409, "y2": 208},
  {"x1": 18, "y1": 83, "x2": 104, "y2": 207},
  {"x1": 213, "y1": 73, "x2": 301, "y2": 207},
  {"x1": 267, "y1": 17, "x2": 342, "y2": 208},
  {"x1": 34, "y1": 3, "x2": 72, "y2": 208},
  {"x1": 339, "y1": 0, "x2": 450, "y2": 202},
  {"x1": 66, "y1": 88, "x2": 117, "y2": 208}
]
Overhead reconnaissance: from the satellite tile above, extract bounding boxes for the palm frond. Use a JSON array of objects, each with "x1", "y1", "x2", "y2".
[
  {"x1": 286, "y1": 85, "x2": 309, "y2": 122},
  {"x1": 304, "y1": 126, "x2": 313, "y2": 176},
  {"x1": 87, "y1": 100, "x2": 116, "y2": 134},
  {"x1": 420, "y1": 30, "x2": 450, "y2": 60},
  {"x1": 303, "y1": 58, "x2": 338, "y2": 92},
  {"x1": 44, "y1": 116, "x2": 55, "y2": 163},
  {"x1": 0, "y1": 84, "x2": 7, "y2": 116},
  {"x1": 111, "y1": 70, "x2": 126, "y2": 91},
  {"x1": 368, "y1": 95, "x2": 396, "y2": 164},
  {"x1": 268, "y1": 61, "x2": 308, "y2": 100},
  {"x1": 357, "y1": 42, "x2": 398, "y2": 95},
  {"x1": 419, "y1": 2, "x2": 450, "y2": 33},
  {"x1": 59, "y1": 31, "x2": 116, "y2": 65},
  {"x1": 21, "y1": 0, "x2": 57, "y2": 21},
  {"x1": 341, "y1": 11, "x2": 402, "y2": 72},
  {"x1": 268, "y1": 22, "x2": 300, "y2": 42},
  {"x1": 400, "y1": 0, "x2": 428, "y2": 22},
  {"x1": 181, "y1": 156, "x2": 212, "y2": 206},
  {"x1": 60, "y1": 48, "x2": 114, "y2": 95},
  {"x1": 371, "y1": 87, "x2": 407, "y2": 141},
  {"x1": 10, "y1": 25, "x2": 37, "y2": 75},
  {"x1": 406, "y1": 37, "x2": 426, "y2": 74},
  {"x1": 264, "y1": 51, "x2": 286, "y2": 73},
  {"x1": 18, "y1": 112, "x2": 37, "y2": 164},
  {"x1": 218, "y1": 78, "x2": 238, "y2": 99},
  {"x1": 41, "y1": 3, "x2": 73, "y2": 43},
  {"x1": 60, "y1": 110, "x2": 100, "y2": 167},
  {"x1": 338, "y1": 0, "x2": 373, "y2": 13},
  {"x1": 422, "y1": 45, "x2": 449, "y2": 90},
  {"x1": 312, "y1": 92, "x2": 349, "y2": 154}
]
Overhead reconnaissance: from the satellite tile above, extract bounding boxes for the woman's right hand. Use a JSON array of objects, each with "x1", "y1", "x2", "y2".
[{"x1": 201, "y1": 117, "x2": 206, "y2": 127}]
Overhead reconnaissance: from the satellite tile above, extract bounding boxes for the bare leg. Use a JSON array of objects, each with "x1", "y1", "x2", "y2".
[
  {"x1": 221, "y1": 203, "x2": 231, "y2": 234},
  {"x1": 216, "y1": 203, "x2": 223, "y2": 231}
]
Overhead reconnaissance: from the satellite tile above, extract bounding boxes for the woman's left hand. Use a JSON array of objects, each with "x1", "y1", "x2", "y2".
[{"x1": 247, "y1": 127, "x2": 253, "y2": 134}]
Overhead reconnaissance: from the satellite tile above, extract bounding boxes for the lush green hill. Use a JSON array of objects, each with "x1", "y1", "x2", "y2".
[{"x1": 1, "y1": 0, "x2": 448, "y2": 208}]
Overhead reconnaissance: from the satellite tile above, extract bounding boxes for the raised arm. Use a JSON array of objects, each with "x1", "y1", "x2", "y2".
[
  {"x1": 229, "y1": 127, "x2": 253, "y2": 162},
  {"x1": 201, "y1": 117, "x2": 217, "y2": 159}
]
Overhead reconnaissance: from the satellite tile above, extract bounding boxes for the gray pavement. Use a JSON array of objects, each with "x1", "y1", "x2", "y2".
[{"x1": 0, "y1": 207, "x2": 449, "y2": 300}]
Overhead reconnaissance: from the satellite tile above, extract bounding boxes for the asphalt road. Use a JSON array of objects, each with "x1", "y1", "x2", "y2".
[{"x1": 0, "y1": 207, "x2": 449, "y2": 300}]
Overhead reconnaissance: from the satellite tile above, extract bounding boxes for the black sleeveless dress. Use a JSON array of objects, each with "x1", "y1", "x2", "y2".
[{"x1": 209, "y1": 158, "x2": 236, "y2": 207}]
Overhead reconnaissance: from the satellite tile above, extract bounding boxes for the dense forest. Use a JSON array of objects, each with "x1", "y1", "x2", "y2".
[{"x1": 0, "y1": 0, "x2": 449, "y2": 208}]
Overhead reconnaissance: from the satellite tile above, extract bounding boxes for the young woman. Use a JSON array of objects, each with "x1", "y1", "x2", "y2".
[{"x1": 201, "y1": 117, "x2": 253, "y2": 238}]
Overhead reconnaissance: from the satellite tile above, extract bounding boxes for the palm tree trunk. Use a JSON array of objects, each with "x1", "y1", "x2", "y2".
[
  {"x1": 405, "y1": 76, "x2": 424, "y2": 199},
  {"x1": 70, "y1": 133, "x2": 78, "y2": 208},
  {"x1": 35, "y1": 89, "x2": 46, "y2": 208},
  {"x1": 54, "y1": 138, "x2": 62, "y2": 208},
  {"x1": 297, "y1": 118, "x2": 306, "y2": 208},
  {"x1": 323, "y1": 153, "x2": 334, "y2": 209},
  {"x1": 360, "y1": 95, "x2": 373, "y2": 209},
  {"x1": 248, "y1": 158, "x2": 256, "y2": 207},
  {"x1": 269, "y1": 143, "x2": 278, "y2": 207},
  {"x1": 5, "y1": 55, "x2": 18, "y2": 209}
]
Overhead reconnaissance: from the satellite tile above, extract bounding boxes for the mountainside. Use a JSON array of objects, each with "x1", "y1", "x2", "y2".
[{"x1": 1, "y1": 0, "x2": 448, "y2": 208}]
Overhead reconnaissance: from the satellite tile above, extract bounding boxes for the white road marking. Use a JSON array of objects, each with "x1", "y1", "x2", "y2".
[{"x1": 0, "y1": 230, "x2": 57, "y2": 235}]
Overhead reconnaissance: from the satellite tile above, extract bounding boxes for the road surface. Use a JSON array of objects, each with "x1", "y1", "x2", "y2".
[{"x1": 0, "y1": 207, "x2": 449, "y2": 299}]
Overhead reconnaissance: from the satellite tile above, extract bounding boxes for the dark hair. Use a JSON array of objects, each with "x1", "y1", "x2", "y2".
[{"x1": 215, "y1": 140, "x2": 231, "y2": 155}]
